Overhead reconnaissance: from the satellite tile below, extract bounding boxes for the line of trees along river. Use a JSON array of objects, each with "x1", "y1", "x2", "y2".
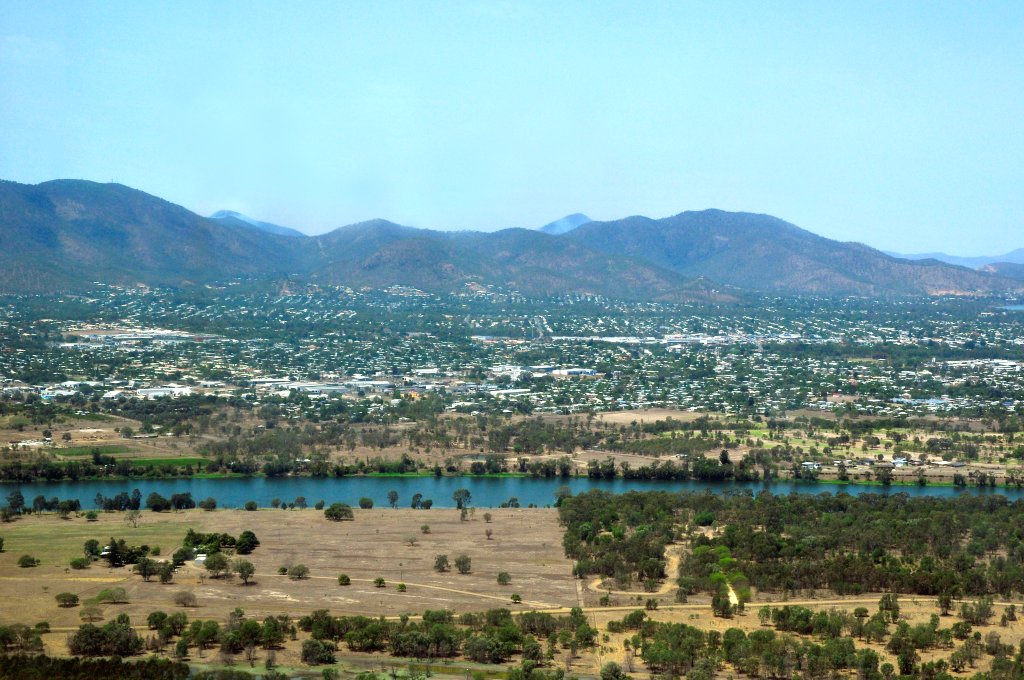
[{"x1": 4, "y1": 475, "x2": 1024, "y2": 510}]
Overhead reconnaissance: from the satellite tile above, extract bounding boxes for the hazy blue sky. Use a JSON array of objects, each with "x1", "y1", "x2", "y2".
[{"x1": 1, "y1": 1, "x2": 1022, "y2": 253}]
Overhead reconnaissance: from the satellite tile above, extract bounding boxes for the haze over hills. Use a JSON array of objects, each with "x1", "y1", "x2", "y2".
[
  {"x1": 885, "y1": 249, "x2": 1024, "y2": 269},
  {"x1": 981, "y1": 262, "x2": 1024, "y2": 281},
  {"x1": 538, "y1": 213, "x2": 591, "y2": 235},
  {"x1": 208, "y1": 210, "x2": 306, "y2": 238},
  {"x1": 0, "y1": 178, "x2": 1021, "y2": 299}
]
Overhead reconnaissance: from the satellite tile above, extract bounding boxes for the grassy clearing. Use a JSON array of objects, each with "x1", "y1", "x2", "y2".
[
  {"x1": 129, "y1": 457, "x2": 206, "y2": 468},
  {"x1": 0, "y1": 511, "x2": 187, "y2": 567},
  {"x1": 57, "y1": 445, "x2": 132, "y2": 457}
]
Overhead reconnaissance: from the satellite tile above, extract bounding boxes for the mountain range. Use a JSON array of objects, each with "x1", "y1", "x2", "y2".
[{"x1": 1, "y1": 178, "x2": 1021, "y2": 299}]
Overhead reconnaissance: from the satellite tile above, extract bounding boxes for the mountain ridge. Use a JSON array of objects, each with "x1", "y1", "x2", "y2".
[
  {"x1": 208, "y1": 210, "x2": 305, "y2": 238},
  {"x1": 0, "y1": 179, "x2": 1020, "y2": 299}
]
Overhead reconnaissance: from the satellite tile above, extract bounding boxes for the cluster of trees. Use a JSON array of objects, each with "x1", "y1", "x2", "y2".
[
  {"x1": 560, "y1": 490, "x2": 676, "y2": 587},
  {"x1": 0, "y1": 623, "x2": 47, "y2": 654},
  {"x1": 67, "y1": 615, "x2": 143, "y2": 657},
  {"x1": 145, "y1": 492, "x2": 198, "y2": 512},
  {"x1": 296, "y1": 607, "x2": 596, "y2": 665},
  {"x1": 586, "y1": 455, "x2": 761, "y2": 483},
  {"x1": 0, "y1": 655, "x2": 189, "y2": 680},
  {"x1": 562, "y1": 489, "x2": 1024, "y2": 599},
  {"x1": 682, "y1": 492, "x2": 1024, "y2": 597},
  {"x1": 94, "y1": 489, "x2": 143, "y2": 511},
  {"x1": 2, "y1": 489, "x2": 81, "y2": 519},
  {"x1": 182, "y1": 528, "x2": 260, "y2": 556}
]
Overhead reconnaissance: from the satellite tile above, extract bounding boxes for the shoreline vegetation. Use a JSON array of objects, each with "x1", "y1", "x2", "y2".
[{"x1": 0, "y1": 466, "x2": 1006, "y2": 488}]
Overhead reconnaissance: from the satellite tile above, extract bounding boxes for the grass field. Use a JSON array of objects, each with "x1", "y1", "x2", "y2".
[{"x1": 57, "y1": 444, "x2": 132, "y2": 457}]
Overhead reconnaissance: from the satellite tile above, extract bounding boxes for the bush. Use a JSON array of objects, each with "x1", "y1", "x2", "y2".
[
  {"x1": 397, "y1": 583, "x2": 407, "y2": 592},
  {"x1": 324, "y1": 503, "x2": 353, "y2": 521},
  {"x1": 288, "y1": 564, "x2": 310, "y2": 580},
  {"x1": 374, "y1": 577, "x2": 386, "y2": 588},
  {"x1": 18, "y1": 554, "x2": 39, "y2": 568},
  {"x1": 56, "y1": 592, "x2": 80, "y2": 607},
  {"x1": 70, "y1": 557, "x2": 90, "y2": 570},
  {"x1": 497, "y1": 572, "x2": 511, "y2": 585},
  {"x1": 93, "y1": 587, "x2": 128, "y2": 604},
  {"x1": 173, "y1": 590, "x2": 197, "y2": 607},
  {"x1": 358, "y1": 497, "x2": 373, "y2": 509},
  {"x1": 454, "y1": 554, "x2": 472, "y2": 574},
  {"x1": 301, "y1": 638, "x2": 336, "y2": 665},
  {"x1": 198, "y1": 497, "x2": 217, "y2": 511},
  {"x1": 337, "y1": 574, "x2": 351, "y2": 586},
  {"x1": 85, "y1": 511, "x2": 98, "y2": 521},
  {"x1": 434, "y1": 554, "x2": 449, "y2": 572},
  {"x1": 244, "y1": 501, "x2": 258, "y2": 511},
  {"x1": 314, "y1": 500, "x2": 325, "y2": 510}
]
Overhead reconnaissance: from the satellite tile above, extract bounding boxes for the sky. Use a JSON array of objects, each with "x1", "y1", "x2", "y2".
[{"x1": 1, "y1": 1, "x2": 1022, "y2": 254}]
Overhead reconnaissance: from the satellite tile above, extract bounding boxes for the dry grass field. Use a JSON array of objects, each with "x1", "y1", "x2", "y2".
[{"x1": 0, "y1": 508, "x2": 576, "y2": 660}]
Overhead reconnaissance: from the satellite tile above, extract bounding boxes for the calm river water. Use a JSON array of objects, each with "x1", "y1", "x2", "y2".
[{"x1": 5, "y1": 475, "x2": 1023, "y2": 509}]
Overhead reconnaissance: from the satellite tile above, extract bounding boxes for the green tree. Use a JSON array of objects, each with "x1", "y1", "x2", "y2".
[
  {"x1": 55, "y1": 592, "x2": 80, "y2": 608},
  {"x1": 454, "y1": 554, "x2": 472, "y2": 574},
  {"x1": 204, "y1": 552, "x2": 229, "y2": 578},
  {"x1": 234, "y1": 559, "x2": 255, "y2": 585},
  {"x1": 452, "y1": 488, "x2": 471, "y2": 509}
]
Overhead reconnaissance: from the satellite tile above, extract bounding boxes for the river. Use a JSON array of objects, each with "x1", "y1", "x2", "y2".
[{"x1": 5, "y1": 475, "x2": 1023, "y2": 509}]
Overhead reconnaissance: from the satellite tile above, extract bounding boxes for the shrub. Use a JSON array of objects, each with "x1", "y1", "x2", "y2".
[
  {"x1": 358, "y1": 497, "x2": 373, "y2": 509},
  {"x1": 56, "y1": 592, "x2": 80, "y2": 607},
  {"x1": 337, "y1": 574, "x2": 351, "y2": 586},
  {"x1": 324, "y1": 503, "x2": 353, "y2": 521},
  {"x1": 511, "y1": 594, "x2": 522, "y2": 603},
  {"x1": 434, "y1": 554, "x2": 449, "y2": 572},
  {"x1": 18, "y1": 554, "x2": 39, "y2": 568},
  {"x1": 374, "y1": 577, "x2": 386, "y2": 588},
  {"x1": 420, "y1": 524, "x2": 430, "y2": 534},
  {"x1": 497, "y1": 572, "x2": 511, "y2": 585},
  {"x1": 173, "y1": 590, "x2": 197, "y2": 607},
  {"x1": 244, "y1": 501, "x2": 258, "y2": 511},
  {"x1": 70, "y1": 557, "x2": 90, "y2": 570},
  {"x1": 314, "y1": 500, "x2": 325, "y2": 510},
  {"x1": 288, "y1": 564, "x2": 310, "y2": 580},
  {"x1": 198, "y1": 497, "x2": 217, "y2": 511},
  {"x1": 85, "y1": 511, "x2": 98, "y2": 521},
  {"x1": 454, "y1": 554, "x2": 472, "y2": 574},
  {"x1": 93, "y1": 587, "x2": 128, "y2": 604},
  {"x1": 301, "y1": 638, "x2": 336, "y2": 664},
  {"x1": 397, "y1": 583, "x2": 407, "y2": 592}
]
